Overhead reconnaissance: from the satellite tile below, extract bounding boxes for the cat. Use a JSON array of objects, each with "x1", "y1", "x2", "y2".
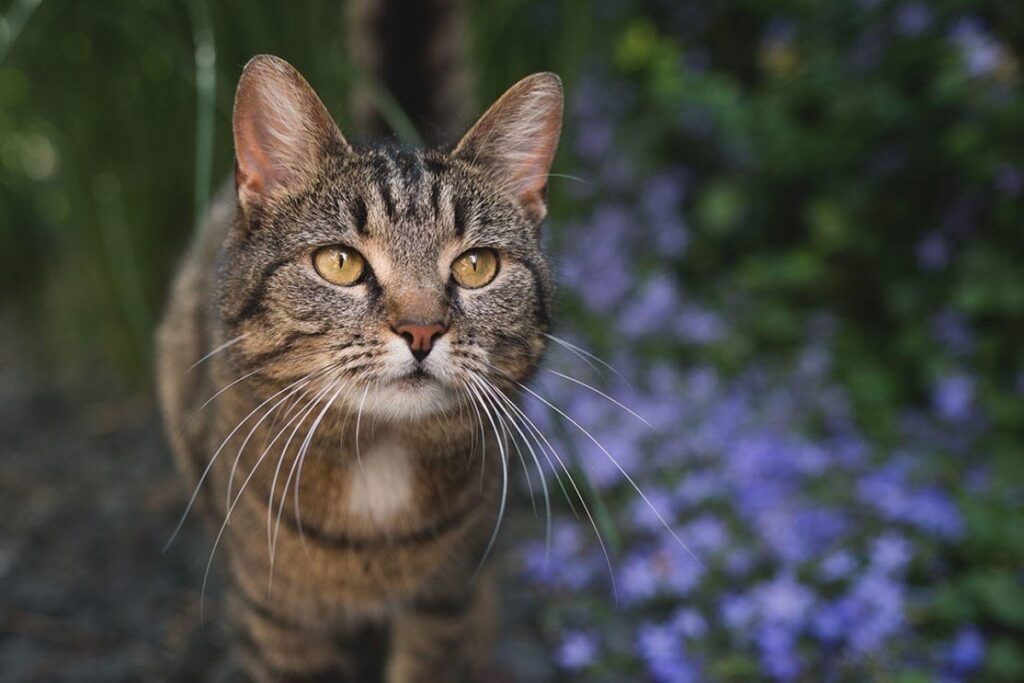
[{"x1": 155, "y1": 10, "x2": 562, "y2": 683}]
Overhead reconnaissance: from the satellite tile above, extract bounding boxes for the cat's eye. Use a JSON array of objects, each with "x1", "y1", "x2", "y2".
[
  {"x1": 313, "y1": 245, "x2": 366, "y2": 286},
  {"x1": 451, "y1": 248, "x2": 499, "y2": 289}
]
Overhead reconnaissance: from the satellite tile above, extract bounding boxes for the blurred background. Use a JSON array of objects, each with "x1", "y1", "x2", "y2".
[{"x1": 1, "y1": 0, "x2": 1023, "y2": 681}]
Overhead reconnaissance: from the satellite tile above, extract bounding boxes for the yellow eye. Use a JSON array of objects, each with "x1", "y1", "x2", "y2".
[
  {"x1": 451, "y1": 248, "x2": 499, "y2": 289},
  {"x1": 313, "y1": 245, "x2": 366, "y2": 286}
]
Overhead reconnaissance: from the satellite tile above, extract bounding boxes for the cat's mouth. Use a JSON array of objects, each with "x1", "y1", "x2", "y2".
[{"x1": 394, "y1": 365, "x2": 436, "y2": 386}]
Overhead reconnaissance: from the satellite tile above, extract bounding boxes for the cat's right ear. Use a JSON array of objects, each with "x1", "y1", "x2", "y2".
[{"x1": 233, "y1": 55, "x2": 350, "y2": 212}]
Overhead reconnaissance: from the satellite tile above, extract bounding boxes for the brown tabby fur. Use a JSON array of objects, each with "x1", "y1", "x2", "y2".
[{"x1": 156, "y1": 53, "x2": 561, "y2": 682}]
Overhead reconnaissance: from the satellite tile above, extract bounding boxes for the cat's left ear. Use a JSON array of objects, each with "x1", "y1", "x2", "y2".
[
  {"x1": 454, "y1": 73, "x2": 563, "y2": 224},
  {"x1": 233, "y1": 55, "x2": 351, "y2": 212}
]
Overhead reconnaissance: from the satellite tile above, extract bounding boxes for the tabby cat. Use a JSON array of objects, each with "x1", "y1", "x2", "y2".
[{"x1": 155, "y1": 11, "x2": 562, "y2": 683}]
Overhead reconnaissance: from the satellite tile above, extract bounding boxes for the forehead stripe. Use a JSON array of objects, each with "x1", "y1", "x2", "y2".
[
  {"x1": 453, "y1": 196, "x2": 469, "y2": 236},
  {"x1": 350, "y1": 195, "x2": 368, "y2": 235}
]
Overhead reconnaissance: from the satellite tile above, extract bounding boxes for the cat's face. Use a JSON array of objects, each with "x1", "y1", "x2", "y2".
[{"x1": 218, "y1": 56, "x2": 562, "y2": 420}]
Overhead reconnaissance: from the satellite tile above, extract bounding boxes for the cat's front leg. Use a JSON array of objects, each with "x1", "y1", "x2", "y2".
[
  {"x1": 227, "y1": 581, "x2": 359, "y2": 683},
  {"x1": 386, "y1": 571, "x2": 500, "y2": 683}
]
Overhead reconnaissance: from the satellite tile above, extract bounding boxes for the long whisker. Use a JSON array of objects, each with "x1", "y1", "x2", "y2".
[
  {"x1": 462, "y1": 379, "x2": 508, "y2": 583},
  {"x1": 543, "y1": 333, "x2": 631, "y2": 386},
  {"x1": 266, "y1": 380, "x2": 338, "y2": 575},
  {"x1": 462, "y1": 380, "x2": 487, "y2": 486},
  {"x1": 224, "y1": 366, "x2": 336, "y2": 509},
  {"x1": 545, "y1": 369, "x2": 652, "y2": 427},
  {"x1": 514, "y1": 378, "x2": 700, "y2": 566},
  {"x1": 198, "y1": 371, "x2": 339, "y2": 617},
  {"x1": 484, "y1": 379, "x2": 617, "y2": 594},
  {"x1": 278, "y1": 380, "x2": 346, "y2": 566},
  {"x1": 354, "y1": 384, "x2": 371, "y2": 477},
  {"x1": 471, "y1": 375, "x2": 535, "y2": 514},
  {"x1": 164, "y1": 369, "x2": 321, "y2": 552},
  {"x1": 187, "y1": 333, "x2": 248, "y2": 372},
  {"x1": 186, "y1": 367, "x2": 262, "y2": 421},
  {"x1": 474, "y1": 375, "x2": 553, "y2": 564}
]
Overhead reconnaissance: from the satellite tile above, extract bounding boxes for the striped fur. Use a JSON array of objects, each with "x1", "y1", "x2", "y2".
[{"x1": 157, "y1": 54, "x2": 562, "y2": 682}]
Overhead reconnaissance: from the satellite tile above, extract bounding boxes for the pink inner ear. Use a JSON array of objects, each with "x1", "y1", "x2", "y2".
[
  {"x1": 234, "y1": 118, "x2": 271, "y2": 197},
  {"x1": 231, "y1": 56, "x2": 349, "y2": 209}
]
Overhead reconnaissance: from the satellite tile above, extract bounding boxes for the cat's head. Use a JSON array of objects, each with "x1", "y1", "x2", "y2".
[{"x1": 219, "y1": 55, "x2": 562, "y2": 420}]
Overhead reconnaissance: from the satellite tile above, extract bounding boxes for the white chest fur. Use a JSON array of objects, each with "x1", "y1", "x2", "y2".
[{"x1": 347, "y1": 438, "x2": 414, "y2": 524}]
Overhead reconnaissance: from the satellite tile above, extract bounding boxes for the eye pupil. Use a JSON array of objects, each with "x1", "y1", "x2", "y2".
[
  {"x1": 313, "y1": 245, "x2": 365, "y2": 286},
  {"x1": 451, "y1": 248, "x2": 498, "y2": 289}
]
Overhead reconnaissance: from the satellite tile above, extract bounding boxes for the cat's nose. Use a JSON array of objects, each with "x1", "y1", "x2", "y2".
[{"x1": 392, "y1": 320, "x2": 448, "y2": 362}]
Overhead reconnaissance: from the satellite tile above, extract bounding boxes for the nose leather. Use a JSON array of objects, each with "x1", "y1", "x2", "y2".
[{"x1": 393, "y1": 320, "x2": 447, "y2": 362}]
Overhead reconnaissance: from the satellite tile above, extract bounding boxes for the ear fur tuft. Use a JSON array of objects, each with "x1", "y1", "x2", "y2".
[{"x1": 454, "y1": 73, "x2": 563, "y2": 224}]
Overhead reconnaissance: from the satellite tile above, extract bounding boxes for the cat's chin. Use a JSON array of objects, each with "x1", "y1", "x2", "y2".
[{"x1": 352, "y1": 376, "x2": 458, "y2": 421}]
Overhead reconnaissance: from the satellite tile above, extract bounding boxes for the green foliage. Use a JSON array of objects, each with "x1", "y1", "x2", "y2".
[{"x1": 0, "y1": 0, "x2": 596, "y2": 382}]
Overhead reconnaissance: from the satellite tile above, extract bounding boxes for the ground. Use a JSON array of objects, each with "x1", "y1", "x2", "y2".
[{"x1": 0, "y1": 316, "x2": 550, "y2": 683}]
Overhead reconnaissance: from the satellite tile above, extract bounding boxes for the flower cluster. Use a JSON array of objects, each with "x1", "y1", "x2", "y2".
[{"x1": 512, "y1": 8, "x2": 1009, "y2": 679}]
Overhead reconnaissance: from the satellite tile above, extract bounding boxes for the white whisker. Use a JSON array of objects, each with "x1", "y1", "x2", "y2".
[
  {"x1": 544, "y1": 333, "x2": 630, "y2": 386},
  {"x1": 474, "y1": 375, "x2": 553, "y2": 565},
  {"x1": 484, "y1": 379, "x2": 617, "y2": 593},
  {"x1": 545, "y1": 369, "x2": 652, "y2": 427},
  {"x1": 198, "y1": 370, "x2": 339, "y2": 617},
  {"x1": 164, "y1": 369, "x2": 320, "y2": 553},
  {"x1": 515, "y1": 379, "x2": 700, "y2": 567},
  {"x1": 463, "y1": 379, "x2": 508, "y2": 583},
  {"x1": 266, "y1": 380, "x2": 338, "y2": 580},
  {"x1": 187, "y1": 333, "x2": 248, "y2": 372}
]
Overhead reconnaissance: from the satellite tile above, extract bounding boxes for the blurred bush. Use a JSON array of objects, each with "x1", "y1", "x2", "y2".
[
  {"x1": 0, "y1": 0, "x2": 594, "y2": 379},
  {"x1": 524, "y1": 1, "x2": 1023, "y2": 681}
]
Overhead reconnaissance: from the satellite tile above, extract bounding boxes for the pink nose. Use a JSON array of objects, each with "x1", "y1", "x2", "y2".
[{"x1": 392, "y1": 321, "x2": 447, "y2": 362}]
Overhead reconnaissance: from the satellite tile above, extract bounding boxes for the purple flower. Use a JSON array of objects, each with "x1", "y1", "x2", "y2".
[
  {"x1": 628, "y1": 488, "x2": 677, "y2": 532},
  {"x1": 521, "y1": 522, "x2": 597, "y2": 589},
  {"x1": 753, "y1": 572, "x2": 815, "y2": 627},
  {"x1": 682, "y1": 514, "x2": 729, "y2": 554},
  {"x1": 575, "y1": 117, "x2": 613, "y2": 159},
  {"x1": 846, "y1": 573, "x2": 907, "y2": 653},
  {"x1": 674, "y1": 304, "x2": 727, "y2": 344},
  {"x1": 916, "y1": 232, "x2": 950, "y2": 270},
  {"x1": 557, "y1": 630, "x2": 598, "y2": 670},
  {"x1": 947, "y1": 627, "x2": 985, "y2": 671},
  {"x1": 756, "y1": 626, "x2": 802, "y2": 681},
  {"x1": 895, "y1": 3, "x2": 932, "y2": 36},
  {"x1": 721, "y1": 593, "x2": 755, "y2": 631},
  {"x1": 657, "y1": 540, "x2": 705, "y2": 595},
  {"x1": 641, "y1": 170, "x2": 688, "y2": 222},
  {"x1": 619, "y1": 552, "x2": 659, "y2": 604},
  {"x1": 907, "y1": 488, "x2": 964, "y2": 538},
  {"x1": 813, "y1": 601, "x2": 849, "y2": 642},
  {"x1": 579, "y1": 430, "x2": 638, "y2": 489},
  {"x1": 618, "y1": 274, "x2": 682, "y2": 338},
  {"x1": 676, "y1": 470, "x2": 723, "y2": 506},
  {"x1": 637, "y1": 623, "x2": 701, "y2": 683},
  {"x1": 725, "y1": 548, "x2": 755, "y2": 577},
  {"x1": 819, "y1": 550, "x2": 858, "y2": 582},
  {"x1": 933, "y1": 372, "x2": 975, "y2": 421},
  {"x1": 672, "y1": 608, "x2": 708, "y2": 639},
  {"x1": 950, "y1": 19, "x2": 1003, "y2": 77},
  {"x1": 869, "y1": 533, "x2": 913, "y2": 574}
]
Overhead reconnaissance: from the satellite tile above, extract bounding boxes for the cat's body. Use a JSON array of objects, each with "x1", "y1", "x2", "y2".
[{"x1": 156, "y1": 12, "x2": 562, "y2": 683}]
